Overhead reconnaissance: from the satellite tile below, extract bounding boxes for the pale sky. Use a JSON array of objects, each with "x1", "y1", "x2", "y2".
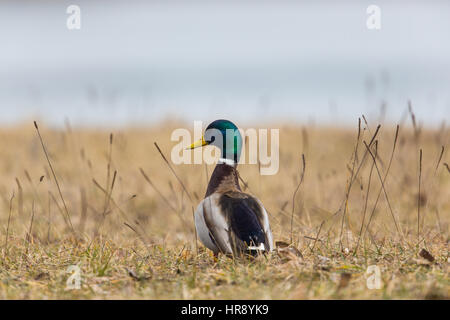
[{"x1": 0, "y1": 0, "x2": 449, "y2": 126}]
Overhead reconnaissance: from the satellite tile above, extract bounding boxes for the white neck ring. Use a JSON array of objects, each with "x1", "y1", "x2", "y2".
[{"x1": 218, "y1": 158, "x2": 236, "y2": 166}]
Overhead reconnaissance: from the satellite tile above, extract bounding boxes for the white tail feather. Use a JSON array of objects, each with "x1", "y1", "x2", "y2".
[{"x1": 247, "y1": 243, "x2": 265, "y2": 251}]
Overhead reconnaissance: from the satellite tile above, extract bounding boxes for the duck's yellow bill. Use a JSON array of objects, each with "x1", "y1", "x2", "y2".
[{"x1": 187, "y1": 136, "x2": 208, "y2": 149}]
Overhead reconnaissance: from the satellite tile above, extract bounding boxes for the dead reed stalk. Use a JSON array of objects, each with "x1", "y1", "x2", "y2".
[
  {"x1": 417, "y1": 149, "x2": 423, "y2": 242},
  {"x1": 363, "y1": 125, "x2": 402, "y2": 240},
  {"x1": 154, "y1": 142, "x2": 193, "y2": 204},
  {"x1": 339, "y1": 118, "x2": 362, "y2": 247},
  {"x1": 4, "y1": 192, "x2": 14, "y2": 258},
  {"x1": 34, "y1": 121, "x2": 76, "y2": 237},
  {"x1": 290, "y1": 154, "x2": 306, "y2": 244},
  {"x1": 355, "y1": 141, "x2": 378, "y2": 254}
]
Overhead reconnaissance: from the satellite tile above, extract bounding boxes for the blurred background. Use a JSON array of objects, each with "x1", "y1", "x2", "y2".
[{"x1": 0, "y1": 0, "x2": 449, "y2": 127}]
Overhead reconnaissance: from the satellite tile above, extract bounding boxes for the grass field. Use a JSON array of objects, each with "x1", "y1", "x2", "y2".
[{"x1": 0, "y1": 116, "x2": 448, "y2": 299}]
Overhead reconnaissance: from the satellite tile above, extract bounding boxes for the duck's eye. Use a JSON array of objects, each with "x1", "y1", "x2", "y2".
[{"x1": 208, "y1": 136, "x2": 215, "y2": 143}]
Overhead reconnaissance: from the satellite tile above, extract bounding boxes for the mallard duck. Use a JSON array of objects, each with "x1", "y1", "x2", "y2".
[{"x1": 188, "y1": 119, "x2": 273, "y2": 257}]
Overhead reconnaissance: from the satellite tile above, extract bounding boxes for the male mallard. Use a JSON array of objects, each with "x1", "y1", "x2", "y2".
[{"x1": 188, "y1": 119, "x2": 273, "y2": 257}]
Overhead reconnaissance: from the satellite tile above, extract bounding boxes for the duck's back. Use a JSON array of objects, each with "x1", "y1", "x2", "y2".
[{"x1": 219, "y1": 191, "x2": 271, "y2": 253}]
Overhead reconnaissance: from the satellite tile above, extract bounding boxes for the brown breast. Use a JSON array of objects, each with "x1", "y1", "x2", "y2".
[{"x1": 205, "y1": 163, "x2": 241, "y2": 197}]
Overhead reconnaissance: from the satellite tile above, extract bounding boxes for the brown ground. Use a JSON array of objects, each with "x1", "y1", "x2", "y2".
[{"x1": 0, "y1": 118, "x2": 448, "y2": 299}]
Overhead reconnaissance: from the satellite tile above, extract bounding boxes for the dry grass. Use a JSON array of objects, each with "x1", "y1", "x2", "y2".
[{"x1": 0, "y1": 117, "x2": 448, "y2": 299}]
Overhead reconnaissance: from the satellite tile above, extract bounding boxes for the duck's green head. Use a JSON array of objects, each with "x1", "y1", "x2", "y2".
[{"x1": 188, "y1": 119, "x2": 242, "y2": 163}]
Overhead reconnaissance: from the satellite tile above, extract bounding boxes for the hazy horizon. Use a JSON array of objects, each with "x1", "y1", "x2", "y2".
[{"x1": 1, "y1": 1, "x2": 449, "y2": 127}]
